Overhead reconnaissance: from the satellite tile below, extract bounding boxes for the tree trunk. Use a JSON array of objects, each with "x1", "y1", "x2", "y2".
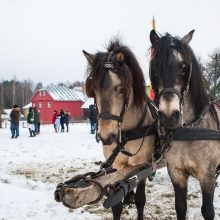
[
  {"x1": 57, "y1": 166, "x2": 141, "y2": 209},
  {"x1": 56, "y1": 160, "x2": 166, "y2": 209}
]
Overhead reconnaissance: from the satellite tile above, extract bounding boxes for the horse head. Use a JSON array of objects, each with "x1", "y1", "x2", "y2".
[
  {"x1": 150, "y1": 29, "x2": 207, "y2": 128},
  {"x1": 83, "y1": 39, "x2": 146, "y2": 145}
]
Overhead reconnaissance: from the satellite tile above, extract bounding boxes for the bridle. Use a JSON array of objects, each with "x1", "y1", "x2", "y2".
[
  {"x1": 94, "y1": 51, "x2": 129, "y2": 143},
  {"x1": 153, "y1": 37, "x2": 193, "y2": 127}
]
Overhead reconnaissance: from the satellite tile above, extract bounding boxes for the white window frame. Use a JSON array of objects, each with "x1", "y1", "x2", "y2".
[{"x1": 47, "y1": 101, "x2": 51, "y2": 108}]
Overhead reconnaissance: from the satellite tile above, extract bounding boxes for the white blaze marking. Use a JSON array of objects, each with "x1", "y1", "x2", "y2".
[{"x1": 159, "y1": 94, "x2": 180, "y2": 117}]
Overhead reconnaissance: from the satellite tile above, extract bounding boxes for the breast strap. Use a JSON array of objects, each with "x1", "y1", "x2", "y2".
[{"x1": 169, "y1": 127, "x2": 220, "y2": 141}]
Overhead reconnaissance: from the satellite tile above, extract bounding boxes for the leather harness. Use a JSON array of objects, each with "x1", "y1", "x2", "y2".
[
  {"x1": 54, "y1": 51, "x2": 159, "y2": 208},
  {"x1": 55, "y1": 48, "x2": 220, "y2": 209}
]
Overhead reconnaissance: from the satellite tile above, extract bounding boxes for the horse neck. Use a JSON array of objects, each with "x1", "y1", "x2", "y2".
[
  {"x1": 182, "y1": 94, "x2": 195, "y2": 123},
  {"x1": 121, "y1": 102, "x2": 152, "y2": 130}
]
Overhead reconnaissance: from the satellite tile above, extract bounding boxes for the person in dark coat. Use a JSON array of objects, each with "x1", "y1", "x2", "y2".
[
  {"x1": 52, "y1": 110, "x2": 58, "y2": 132},
  {"x1": 89, "y1": 104, "x2": 97, "y2": 134},
  {"x1": 10, "y1": 104, "x2": 20, "y2": 138},
  {"x1": 63, "y1": 111, "x2": 70, "y2": 132},
  {"x1": 60, "y1": 109, "x2": 65, "y2": 132},
  {"x1": 33, "y1": 106, "x2": 40, "y2": 134},
  {"x1": 27, "y1": 107, "x2": 36, "y2": 137}
]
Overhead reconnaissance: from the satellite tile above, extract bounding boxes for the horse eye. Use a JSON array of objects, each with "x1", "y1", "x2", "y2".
[
  {"x1": 182, "y1": 64, "x2": 187, "y2": 73},
  {"x1": 118, "y1": 87, "x2": 125, "y2": 95},
  {"x1": 179, "y1": 63, "x2": 187, "y2": 75}
]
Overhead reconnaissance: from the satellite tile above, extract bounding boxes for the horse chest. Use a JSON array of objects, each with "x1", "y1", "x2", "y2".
[
  {"x1": 165, "y1": 142, "x2": 198, "y2": 168},
  {"x1": 102, "y1": 138, "x2": 154, "y2": 169}
]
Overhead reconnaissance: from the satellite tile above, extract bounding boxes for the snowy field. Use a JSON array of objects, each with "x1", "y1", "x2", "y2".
[{"x1": 1, "y1": 123, "x2": 220, "y2": 220}]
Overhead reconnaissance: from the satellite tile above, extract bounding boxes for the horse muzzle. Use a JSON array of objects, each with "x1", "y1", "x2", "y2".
[
  {"x1": 96, "y1": 132, "x2": 118, "y2": 145},
  {"x1": 158, "y1": 110, "x2": 180, "y2": 128}
]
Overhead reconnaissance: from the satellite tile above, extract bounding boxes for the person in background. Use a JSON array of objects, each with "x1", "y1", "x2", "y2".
[
  {"x1": 27, "y1": 107, "x2": 36, "y2": 137},
  {"x1": 89, "y1": 104, "x2": 97, "y2": 134},
  {"x1": 9, "y1": 104, "x2": 20, "y2": 138},
  {"x1": 55, "y1": 114, "x2": 61, "y2": 132},
  {"x1": 60, "y1": 109, "x2": 65, "y2": 132},
  {"x1": 64, "y1": 111, "x2": 70, "y2": 132},
  {"x1": 37, "y1": 110, "x2": 41, "y2": 134},
  {"x1": 33, "y1": 106, "x2": 40, "y2": 134},
  {"x1": 52, "y1": 110, "x2": 58, "y2": 132}
]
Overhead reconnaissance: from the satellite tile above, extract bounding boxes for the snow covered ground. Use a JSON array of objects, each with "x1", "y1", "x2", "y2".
[{"x1": 1, "y1": 123, "x2": 220, "y2": 220}]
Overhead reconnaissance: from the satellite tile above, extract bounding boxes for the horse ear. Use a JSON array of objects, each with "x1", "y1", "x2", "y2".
[
  {"x1": 116, "y1": 52, "x2": 124, "y2": 63},
  {"x1": 181, "y1": 30, "x2": 195, "y2": 45},
  {"x1": 150, "y1": 30, "x2": 160, "y2": 45},
  {"x1": 82, "y1": 50, "x2": 96, "y2": 65}
]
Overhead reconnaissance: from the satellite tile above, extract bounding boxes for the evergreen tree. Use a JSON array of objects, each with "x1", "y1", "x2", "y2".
[{"x1": 203, "y1": 49, "x2": 220, "y2": 97}]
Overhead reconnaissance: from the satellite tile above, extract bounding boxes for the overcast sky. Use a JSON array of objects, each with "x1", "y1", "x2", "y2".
[{"x1": 0, "y1": 0, "x2": 219, "y2": 86}]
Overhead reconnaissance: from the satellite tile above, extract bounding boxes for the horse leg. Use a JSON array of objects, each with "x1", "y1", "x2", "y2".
[
  {"x1": 112, "y1": 202, "x2": 123, "y2": 220},
  {"x1": 168, "y1": 166, "x2": 188, "y2": 220},
  {"x1": 200, "y1": 175, "x2": 215, "y2": 220},
  {"x1": 134, "y1": 180, "x2": 146, "y2": 220}
]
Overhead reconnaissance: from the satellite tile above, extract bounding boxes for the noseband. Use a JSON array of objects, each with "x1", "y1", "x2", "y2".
[
  {"x1": 98, "y1": 101, "x2": 128, "y2": 123},
  {"x1": 157, "y1": 88, "x2": 183, "y2": 104}
]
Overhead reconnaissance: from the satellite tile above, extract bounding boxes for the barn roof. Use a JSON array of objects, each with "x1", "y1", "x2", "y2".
[{"x1": 40, "y1": 84, "x2": 87, "y2": 102}]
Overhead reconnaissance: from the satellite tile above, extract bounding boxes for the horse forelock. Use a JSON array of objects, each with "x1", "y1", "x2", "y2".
[
  {"x1": 151, "y1": 33, "x2": 209, "y2": 117},
  {"x1": 86, "y1": 39, "x2": 146, "y2": 109}
]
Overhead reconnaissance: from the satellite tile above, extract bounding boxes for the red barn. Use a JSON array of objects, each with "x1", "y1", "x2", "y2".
[{"x1": 31, "y1": 85, "x2": 87, "y2": 124}]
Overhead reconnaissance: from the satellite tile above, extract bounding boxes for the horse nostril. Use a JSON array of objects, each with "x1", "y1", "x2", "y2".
[
  {"x1": 109, "y1": 133, "x2": 117, "y2": 143},
  {"x1": 158, "y1": 111, "x2": 166, "y2": 121},
  {"x1": 97, "y1": 132, "x2": 117, "y2": 145},
  {"x1": 96, "y1": 132, "x2": 101, "y2": 140},
  {"x1": 172, "y1": 111, "x2": 180, "y2": 121}
]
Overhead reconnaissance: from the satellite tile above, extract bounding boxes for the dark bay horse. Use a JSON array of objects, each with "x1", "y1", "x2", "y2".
[
  {"x1": 150, "y1": 30, "x2": 220, "y2": 220},
  {"x1": 83, "y1": 39, "x2": 157, "y2": 220}
]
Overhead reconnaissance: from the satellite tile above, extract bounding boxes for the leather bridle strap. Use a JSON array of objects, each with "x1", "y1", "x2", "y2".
[
  {"x1": 98, "y1": 112, "x2": 123, "y2": 122},
  {"x1": 98, "y1": 98, "x2": 128, "y2": 123},
  {"x1": 157, "y1": 88, "x2": 183, "y2": 102}
]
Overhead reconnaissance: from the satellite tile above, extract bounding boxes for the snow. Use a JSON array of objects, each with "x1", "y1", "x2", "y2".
[
  {"x1": 81, "y1": 98, "x2": 95, "y2": 109},
  {"x1": 1, "y1": 123, "x2": 220, "y2": 219},
  {"x1": 22, "y1": 103, "x2": 32, "y2": 109},
  {"x1": 2, "y1": 109, "x2": 24, "y2": 120}
]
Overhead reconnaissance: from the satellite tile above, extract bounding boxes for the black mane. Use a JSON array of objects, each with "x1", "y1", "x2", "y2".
[
  {"x1": 151, "y1": 33, "x2": 209, "y2": 117},
  {"x1": 86, "y1": 38, "x2": 146, "y2": 109}
]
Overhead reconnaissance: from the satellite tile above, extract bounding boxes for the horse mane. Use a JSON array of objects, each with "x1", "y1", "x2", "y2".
[
  {"x1": 86, "y1": 38, "x2": 146, "y2": 109},
  {"x1": 151, "y1": 33, "x2": 209, "y2": 117}
]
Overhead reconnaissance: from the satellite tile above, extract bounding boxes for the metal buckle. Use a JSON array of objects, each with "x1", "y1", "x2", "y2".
[
  {"x1": 104, "y1": 62, "x2": 114, "y2": 69},
  {"x1": 118, "y1": 122, "x2": 122, "y2": 143}
]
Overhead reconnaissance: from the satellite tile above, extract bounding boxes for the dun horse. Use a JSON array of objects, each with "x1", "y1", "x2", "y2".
[
  {"x1": 150, "y1": 30, "x2": 220, "y2": 220},
  {"x1": 83, "y1": 39, "x2": 157, "y2": 220}
]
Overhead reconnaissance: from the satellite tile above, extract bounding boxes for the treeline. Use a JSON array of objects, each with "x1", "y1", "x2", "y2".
[
  {"x1": 0, "y1": 79, "x2": 84, "y2": 109},
  {"x1": 202, "y1": 48, "x2": 220, "y2": 98}
]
